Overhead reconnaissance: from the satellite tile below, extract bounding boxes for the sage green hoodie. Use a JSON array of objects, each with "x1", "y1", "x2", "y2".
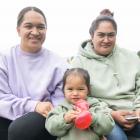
[
  {"x1": 46, "y1": 97, "x2": 114, "y2": 140},
  {"x1": 71, "y1": 40, "x2": 140, "y2": 111}
]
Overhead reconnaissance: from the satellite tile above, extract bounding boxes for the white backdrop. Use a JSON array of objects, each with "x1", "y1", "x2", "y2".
[{"x1": 0, "y1": 0, "x2": 140, "y2": 57}]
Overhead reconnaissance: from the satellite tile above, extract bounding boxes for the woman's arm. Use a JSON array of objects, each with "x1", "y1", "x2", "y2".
[{"x1": 0, "y1": 56, "x2": 37, "y2": 120}]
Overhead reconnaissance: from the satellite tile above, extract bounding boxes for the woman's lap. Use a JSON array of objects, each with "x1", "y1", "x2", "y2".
[
  {"x1": 0, "y1": 112, "x2": 56, "y2": 140},
  {"x1": 0, "y1": 117, "x2": 12, "y2": 140},
  {"x1": 8, "y1": 112, "x2": 56, "y2": 140},
  {"x1": 107, "y1": 123, "x2": 140, "y2": 140}
]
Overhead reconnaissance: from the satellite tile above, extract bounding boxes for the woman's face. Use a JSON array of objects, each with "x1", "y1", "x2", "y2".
[
  {"x1": 17, "y1": 11, "x2": 46, "y2": 53},
  {"x1": 92, "y1": 21, "x2": 116, "y2": 56}
]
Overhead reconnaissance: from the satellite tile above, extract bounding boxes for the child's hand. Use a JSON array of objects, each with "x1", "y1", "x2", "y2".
[{"x1": 64, "y1": 110, "x2": 80, "y2": 123}]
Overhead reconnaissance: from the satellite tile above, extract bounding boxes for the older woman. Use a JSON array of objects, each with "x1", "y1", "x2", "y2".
[
  {"x1": 71, "y1": 9, "x2": 140, "y2": 140},
  {"x1": 0, "y1": 6, "x2": 68, "y2": 140}
]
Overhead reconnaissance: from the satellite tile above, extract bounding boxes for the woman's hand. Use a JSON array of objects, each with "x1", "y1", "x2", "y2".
[
  {"x1": 134, "y1": 110, "x2": 140, "y2": 122},
  {"x1": 111, "y1": 110, "x2": 137, "y2": 131},
  {"x1": 35, "y1": 101, "x2": 53, "y2": 117}
]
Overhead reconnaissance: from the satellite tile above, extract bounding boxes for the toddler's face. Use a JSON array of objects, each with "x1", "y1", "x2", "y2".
[{"x1": 64, "y1": 74, "x2": 89, "y2": 104}]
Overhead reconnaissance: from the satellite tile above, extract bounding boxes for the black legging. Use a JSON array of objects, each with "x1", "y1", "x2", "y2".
[
  {"x1": 0, "y1": 112, "x2": 56, "y2": 140},
  {"x1": 0, "y1": 117, "x2": 12, "y2": 140}
]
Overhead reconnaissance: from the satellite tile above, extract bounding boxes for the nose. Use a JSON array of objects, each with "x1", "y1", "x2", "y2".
[
  {"x1": 31, "y1": 27, "x2": 39, "y2": 35},
  {"x1": 72, "y1": 90, "x2": 78, "y2": 95},
  {"x1": 103, "y1": 36, "x2": 110, "y2": 42}
]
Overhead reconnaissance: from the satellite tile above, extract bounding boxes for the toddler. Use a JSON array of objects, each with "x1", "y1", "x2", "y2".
[{"x1": 46, "y1": 68, "x2": 114, "y2": 140}]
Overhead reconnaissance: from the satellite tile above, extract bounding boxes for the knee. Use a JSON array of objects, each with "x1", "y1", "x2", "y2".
[
  {"x1": 8, "y1": 121, "x2": 23, "y2": 140},
  {"x1": 8, "y1": 113, "x2": 33, "y2": 139},
  {"x1": 106, "y1": 124, "x2": 127, "y2": 140},
  {"x1": 8, "y1": 112, "x2": 46, "y2": 140}
]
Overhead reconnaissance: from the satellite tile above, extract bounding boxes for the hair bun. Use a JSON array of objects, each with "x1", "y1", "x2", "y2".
[{"x1": 100, "y1": 9, "x2": 114, "y2": 17}]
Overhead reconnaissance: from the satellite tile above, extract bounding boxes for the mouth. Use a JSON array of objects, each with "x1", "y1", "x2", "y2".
[
  {"x1": 29, "y1": 38, "x2": 41, "y2": 44},
  {"x1": 101, "y1": 45, "x2": 112, "y2": 49},
  {"x1": 29, "y1": 37, "x2": 40, "y2": 41},
  {"x1": 71, "y1": 98, "x2": 80, "y2": 102}
]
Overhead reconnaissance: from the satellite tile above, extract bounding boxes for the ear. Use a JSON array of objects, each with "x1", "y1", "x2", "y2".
[{"x1": 16, "y1": 27, "x2": 20, "y2": 37}]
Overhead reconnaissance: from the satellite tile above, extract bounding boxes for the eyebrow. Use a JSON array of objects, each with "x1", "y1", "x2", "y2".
[
  {"x1": 97, "y1": 32, "x2": 116, "y2": 34},
  {"x1": 23, "y1": 22, "x2": 46, "y2": 28},
  {"x1": 24, "y1": 22, "x2": 45, "y2": 26}
]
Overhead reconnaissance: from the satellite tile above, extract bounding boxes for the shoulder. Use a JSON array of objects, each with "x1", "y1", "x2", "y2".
[
  {"x1": 116, "y1": 47, "x2": 137, "y2": 57},
  {"x1": 0, "y1": 45, "x2": 19, "y2": 61},
  {"x1": 115, "y1": 46, "x2": 140, "y2": 62},
  {"x1": 0, "y1": 45, "x2": 18, "y2": 66},
  {"x1": 44, "y1": 48, "x2": 63, "y2": 59},
  {"x1": 43, "y1": 48, "x2": 69, "y2": 68}
]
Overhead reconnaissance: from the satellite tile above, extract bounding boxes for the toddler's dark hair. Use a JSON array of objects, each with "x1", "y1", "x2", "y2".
[{"x1": 63, "y1": 68, "x2": 90, "y2": 93}]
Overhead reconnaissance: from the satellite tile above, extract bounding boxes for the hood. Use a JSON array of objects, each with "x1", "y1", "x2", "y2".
[{"x1": 78, "y1": 40, "x2": 117, "y2": 60}]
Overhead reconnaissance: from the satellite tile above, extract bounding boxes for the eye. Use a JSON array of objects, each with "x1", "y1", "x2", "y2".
[
  {"x1": 24, "y1": 24, "x2": 33, "y2": 29},
  {"x1": 78, "y1": 88, "x2": 85, "y2": 91},
  {"x1": 79, "y1": 88, "x2": 84, "y2": 90},
  {"x1": 66, "y1": 88, "x2": 73, "y2": 91},
  {"x1": 97, "y1": 33, "x2": 105, "y2": 38},
  {"x1": 37, "y1": 25, "x2": 46, "y2": 30},
  {"x1": 107, "y1": 32, "x2": 116, "y2": 38},
  {"x1": 97, "y1": 32, "x2": 116, "y2": 38}
]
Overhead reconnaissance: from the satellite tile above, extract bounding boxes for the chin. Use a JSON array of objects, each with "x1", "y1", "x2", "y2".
[
  {"x1": 30, "y1": 46, "x2": 42, "y2": 53},
  {"x1": 100, "y1": 49, "x2": 112, "y2": 56},
  {"x1": 30, "y1": 43, "x2": 41, "y2": 48}
]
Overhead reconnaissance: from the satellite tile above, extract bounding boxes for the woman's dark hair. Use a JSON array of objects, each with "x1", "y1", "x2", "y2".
[
  {"x1": 62, "y1": 68, "x2": 91, "y2": 93},
  {"x1": 17, "y1": 6, "x2": 47, "y2": 27},
  {"x1": 100, "y1": 9, "x2": 114, "y2": 17},
  {"x1": 89, "y1": 9, "x2": 117, "y2": 37}
]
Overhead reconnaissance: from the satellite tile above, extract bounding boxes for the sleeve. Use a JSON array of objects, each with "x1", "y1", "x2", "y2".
[
  {"x1": 133, "y1": 70, "x2": 140, "y2": 109},
  {"x1": 129, "y1": 54, "x2": 140, "y2": 110},
  {"x1": 50, "y1": 61, "x2": 69, "y2": 106},
  {"x1": 89, "y1": 99, "x2": 115, "y2": 136},
  {"x1": 0, "y1": 56, "x2": 37, "y2": 120},
  {"x1": 45, "y1": 106, "x2": 73, "y2": 136}
]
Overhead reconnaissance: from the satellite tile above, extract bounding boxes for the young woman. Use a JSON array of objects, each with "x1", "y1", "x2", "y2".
[
  {"x1": 71, "y1": 9, "x2": 140, "y2": 140},
  {"x1": 0, "y1": 6, "x2": 68, "y2": 140}
]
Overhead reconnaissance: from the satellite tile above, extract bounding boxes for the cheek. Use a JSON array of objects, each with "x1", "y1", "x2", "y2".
[
  {"x1": 42, "y1": 33, "x2": 46, "y2": 40},
  {"x1": 18, "y1": 31, "x2": 28, "y2": 38},
  {"x1": 92, "y1": 38, "x2": 100, "y2": 46},
  {"x1": 41, "y1": 30, "x2": 46, "y2": 36},
  {"x1": 81, "y1": 93, "x2": 88, "y2": 99},
  {"x1": 64, "y1": 94, "x2": 69, "y2": 100},
  {"x1": 112, "y1": 40, "x2": 116, "y2": 45},
  {"x1": 40, "y1": 33, "x2": 46, "y2": 43}
]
